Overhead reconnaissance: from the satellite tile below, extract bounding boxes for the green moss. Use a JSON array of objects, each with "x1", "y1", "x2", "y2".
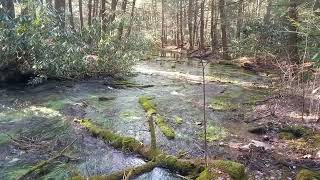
[
  {"x1": 312, "y1": 134, "x2": 320, "y2": 148},
  {"x1": 202, "y1": 125, "x2": 229, "y2": 142},
  {"x1": 174, "y1": 116, "x2": 183, "y2": 124},
  {"x1": 279, "y1": 126, "x2": 312, "y2": 140},
  {"x1": 296, "y1": 169, "x2": 320, "y2": 180},
  {"x1": 279, "y1": 132, "x2": 296, "y2": 140},
  {"x1": 155, "y1": 115, "x2": 175, "y2": 140},
  {"x1": 211, "y1": 160, "x2": 246, "y2": 180},
  {"x1": 155, "y1": 154, "x2": 203, "y2": 175},
  {"x1": 210, "y1": 96, "x2": 237, "y2": 111},
  {"x1": 196, "y1": 169, "x2": 221, "y2": 180},
  {"x1": 139, "y1": 96, "x2": 157, "y2": 115},
  {"x1": 79, "y1": 119, "x2": 143, "y2": 152}
]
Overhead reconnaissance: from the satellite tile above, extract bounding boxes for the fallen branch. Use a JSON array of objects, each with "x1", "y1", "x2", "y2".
[{"x1": 17, "y1": 138, "x2": 77, "y2": 180}]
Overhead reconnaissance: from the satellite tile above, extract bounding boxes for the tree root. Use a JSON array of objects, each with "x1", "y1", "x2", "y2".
[{"x1": 17, "y1": 138, "x2": 77, "y2": 180}]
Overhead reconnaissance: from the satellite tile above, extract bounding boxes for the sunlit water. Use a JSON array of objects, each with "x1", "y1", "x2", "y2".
[{"x1": 0, "y1": 56, "x2": 277, "y2": 179}]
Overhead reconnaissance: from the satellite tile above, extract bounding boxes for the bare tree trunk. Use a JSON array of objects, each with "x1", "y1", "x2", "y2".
[
  {"x1": 219, "y1": 0, "x2": 229, "y2": 59},
  {"x1": 179, "y1": 0, "x2": 184, "y2": 48},
  {"x1": 210, "y1": 0, "x2": 218, "y2": 52},
  {"x1": 118, "y1": 0, "x2": 128, "y2": 40},
  {"x1": 161, "y1": 0, "x2": 166, "y2": 48},
  {"x1": 188, "y1": 0, "x2": 194, "y2": 50},
  {"x1": 199, "y1": 0, "x2": 205, "y2": 50},
  {"x1": 176, "y1": 9, "x2": 180, "y2": 47},
  {"x1": 236, "y1": 0, "x2": 243, "y2": 40},
  {"x1": 108, "y1": 0, "x2": 119, "y2": 24},
  {"x1": 193, "y1": 0, "x2": 199, "y2": 49},
  {"x1": 88, "y1": 0, "x2": 93, "y2": 26},
  {"x1": 79, "y1": 0, "x2": 84, "y2": 30},
  {"x1": 126, "y1": 0, "x2": 137, "y2": 37},
  {"x1": 101, "y1": 0, "x2": 106, "y2": 32},
  {"x1": 68, "y1": 0, "x2": 75, "y2": 30},
  {"x1": 288, "y1": 0, "x2": 299, "y2": 63},
  {"x1": 55, "y1": 0, "x2": 66, "y2": 28}
]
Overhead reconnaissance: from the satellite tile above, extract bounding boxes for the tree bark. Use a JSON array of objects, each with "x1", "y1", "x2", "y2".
[
  {"x1": 126, "y1": 0, "x2": 137, "y2": 37},
  {"x1": 108, "y1": 0, "x2": 119, "y2": 24},
  {"x1": 161, "y1": 0, "x2": 166, "y2": 48},
  {"x1": 101, "y1": 0, "x2": 106, "y2": 32},
  {"x1": 179, "y1": 0, "x2": 184, "y2": 48},
  {"x1": 210, "y1": 0, "x2": 218, "y2": 52},
  {"x1": 68, "y1": 0, "x2": 75, "y2": 30},
  {"x1": 117, "y1": 0, "x2": 129, "y2": 40},
  {"x1": 79, "y1": 0, "x2": 84, "y2": 30},
  {"x1": 219, "y1": 0, "x2": 229, "y2": 59},
  {"x1": 88, "y1": 0, "x2": 93, "y2": 26},
  {"x1": 236, "y1": 0, "x2": 243, "y2": 40},
  {"x1": 199, "y1": 0, "x2": 205, "y2": 50},
  {"x1": 288, "y1": 0, "x2": 299, "y2": 63},
  {"x1": 193, "y1": 0, "x2": 199, "y2": 48},
  {"x1": 188, "y1": 0, "x2": 194, "y2": 50}
]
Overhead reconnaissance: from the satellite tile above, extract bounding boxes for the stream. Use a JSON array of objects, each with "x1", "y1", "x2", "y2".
[{"x1": 0, "y1": 55, "x2": 293, "y2": 179}]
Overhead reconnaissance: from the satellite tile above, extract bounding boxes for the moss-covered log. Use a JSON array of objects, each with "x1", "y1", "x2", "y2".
[
  {"x1": 155, "y1": 115, "x2": 175, "y2": 139},
  {"x1": 72, "y1": 162, "x2": 157, "y2": 180},
  {"x1": 138, "y1": 96, "x2": 175, "y2": 139}
]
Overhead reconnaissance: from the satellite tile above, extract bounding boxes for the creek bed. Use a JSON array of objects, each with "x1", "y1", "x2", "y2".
[{"x1": 0, "y1": 57, "x2": 291, "y2": 179}]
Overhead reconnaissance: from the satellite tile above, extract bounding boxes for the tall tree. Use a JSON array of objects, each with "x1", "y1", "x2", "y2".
[
  {"x1": 118, "y1": 0, "x2": 129, "y2": 40},
  {"x1": 199, "y1": 0, "x2": 205, "y2": 50},
  {"x1": 193, "y1": 0, "x2": 199, "y2": 48},
  {"x1": 210, "y1": 0, "x2": 218, "y2": 52},
  {"x1": 188, "y1": 0, "x2": 194, "y2": 50},
  {"x1": 68, "y1": 0, "x2": 75, "y2": 30},
  {"x1": 55, "y1": 0, "x2": 66, "y2": 28},
  {"x1": 79, "y1": 0, "x2": 84, "y2": 30},
  {"x1": 88, "y1": 0, "x2": 93, "y2": 26},
  {"x1": 287, "y1": 0, "x2": 299, "y2": 63},
  {"x1": 108, "y1": 0, "x2": 119, "y2": 24},
  {"x1": 219, "y1": 0, "x2": 229, "y2": 59},
  {"x1": 101, "y1": 0, "x2": 106, "y2": 32},
  {"x1": 126, "y1": 0, "x2": 137, "y2": 37},
  {"x1": 236, "y1": 0, "x2": 243, "y2": 40},
  {"x1": 161, "y1": 0, "x2": 166, "y2": 48},
  {"x1": 264, "y1": 0, "x2": 273, "y2": 25},
  {"x1": 179, "y1": 0, "x2": 184, "y2": 48}
]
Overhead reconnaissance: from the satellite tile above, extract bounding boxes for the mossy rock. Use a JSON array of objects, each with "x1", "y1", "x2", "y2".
[
  {"x1": 155, "y1": 115, "x2": 175, "y2": 140},
  {"x1": 211, "y1": 160, "x2": 246, "y2": 180},
  {"x1": 296, "y1": 169, "x2": 320, "y2": 180},
  {"x1": 138, "y1": 96, "x2": 156, "y2": 115}
]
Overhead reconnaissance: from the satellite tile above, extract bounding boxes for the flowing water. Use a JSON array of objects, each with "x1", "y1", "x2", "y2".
[{"x1": 0, "y1": 56, "x2": 284, "y2": 179}]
